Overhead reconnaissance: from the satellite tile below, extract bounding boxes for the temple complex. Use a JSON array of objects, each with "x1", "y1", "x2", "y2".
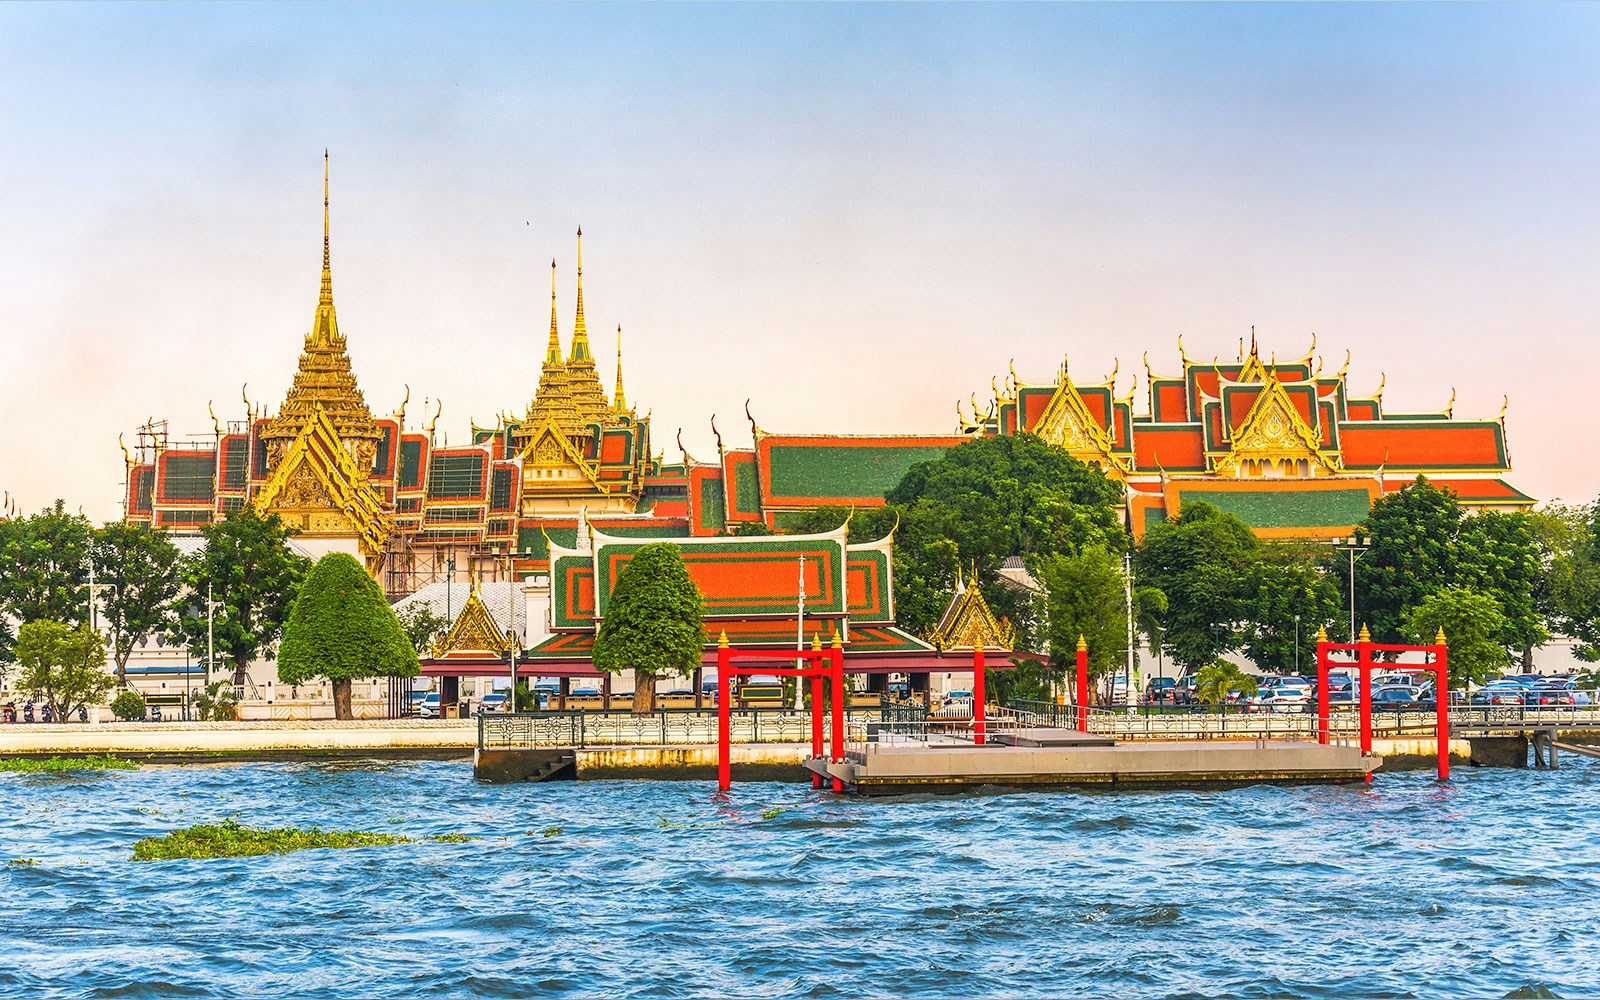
[{"x1": 120, "y1": 160, "x2": 1534, "y2": 686}]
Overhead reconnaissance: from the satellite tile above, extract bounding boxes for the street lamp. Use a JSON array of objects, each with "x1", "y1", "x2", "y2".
[
  {"x1": 1335, "y1": 538, "x2": 1370, "y2": 642},
  {"x1": 1294, "y1": 614, "x2": 1301, "y2": 676}
]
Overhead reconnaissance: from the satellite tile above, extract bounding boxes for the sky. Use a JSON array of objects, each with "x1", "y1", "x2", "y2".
[{"x1": 0, "y1": 2, "x2": 1595, "y2": 521}]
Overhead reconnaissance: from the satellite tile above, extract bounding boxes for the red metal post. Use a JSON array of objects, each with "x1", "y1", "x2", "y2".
[
  {"x1": 973, "y1": 645, "x2": 986, "y2": 745},
  {"x1": 1075, "y1": 635, "x2": 1089, "y2": 732},
  {"x1": 810, "y1": 673, "x2": 823, "y2": 788},
  {"x1": 1316, "y1": 630, "x2": 1330, "y2": 745},
  {"x1": 1357, "y1": 627, "x2": 1373, "y2": 781},
  {"x1": 829, "y1": 635, "x2": 844, "y2": 792},
  {"x1": 716, "y1": 632, "x2": 731, "y2": 792},
  {"x1": 1434, "y1": 631, "x2": 1450, "y2": 781}
]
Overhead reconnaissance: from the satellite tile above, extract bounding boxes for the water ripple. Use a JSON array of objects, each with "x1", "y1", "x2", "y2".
[{"x1": 0, "y1": 759, "x2": 1596, "y2": 997}]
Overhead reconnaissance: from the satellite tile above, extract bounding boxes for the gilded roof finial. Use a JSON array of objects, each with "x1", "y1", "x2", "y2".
[
  {"x1": 1338, "y1": 349, "x2": 1352, "y2": 381},
  {"x1": 573, "y1": 226, "x2": 587, "y2": 344},
  {"x1": 118, "y1": 433, "x2": 133, "y2": 468},
  {"x1": 1358, "y1": 623, "x2": 1371, "y2": 643},
  {"x1": 1177, "y1": 335, "x2": 1192, "y2": 366},
  {"x1": 1445, "y1": 387, "x2": 1456, "y2": 418},
  {"x1": 1250, "y1": 326, "x2": 1258, "y2": 357},
  {"x1": 1316, "y1": 626, "x2": 1328, "y2": 643},
  {"x1": 208, "y1": 400, "x2": 223, "y2": 437},
  {"x1": 613, "y1": 324, "x2": 627, "y2": 412},
  {"x1": 396, "y1": 384, "x2": 410, "y2": 426},
  {"x1": 1435, "y1": 627, "x2": 1447, "y2": 646},
  {"x1": 241, "y1": 383, "x2": 252, "y2": 419},
  {"x1": 1499, "y1": 395, "x2": 1509, "y2": 422},
  {"x1": 320, "y1": 149, "x2": 332, "y2": 310}
]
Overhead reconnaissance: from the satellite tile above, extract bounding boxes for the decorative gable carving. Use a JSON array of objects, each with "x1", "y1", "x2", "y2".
[
  {"x1": 255, "y1": 404, "x2": 391, "y2": 555},
  {"x1": 1213, "y1": 376, "x2": 1340, "y2": 477},
  {"x1": 1031, "y1": 375, "x2": 1130, "y2": 476},
  {"x1": 431, "y1": 584, "x2": 512, "y2": 658},
  {"x1": 929, "y1": 573, "x2": 1016, "y2": 652}
]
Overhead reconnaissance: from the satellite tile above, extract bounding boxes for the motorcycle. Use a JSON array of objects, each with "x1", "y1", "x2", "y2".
[
  {"x1": 40, "y1": 705, "x2": 53, "y2": 724},
  {"x1": 23, "y1": 703, "x2": 35, "y2": 724},
  {"x1": 78, "y1": 706, "x2": 88, "y2": 723}
]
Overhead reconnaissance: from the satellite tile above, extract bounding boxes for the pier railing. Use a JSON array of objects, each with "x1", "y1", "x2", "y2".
[
  {"x1": 480, "y1": 700, "x2": 1600, "y2": 750},
  {"x1": 478, "y1": 707, "x2": 888, "y2": 750}
]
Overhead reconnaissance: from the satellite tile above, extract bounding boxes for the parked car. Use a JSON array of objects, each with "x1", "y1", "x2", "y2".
[
  {"x1": 1250, "y1": 686, "x2": 1310, "y2": 713},
  {"x1": 1372, "y1": 685, "x2": 1423, "y2": 709},
  {"x1": 474, "y1": 691, "x2": 508, "y2": 716},
  {"x1": 1145, "y1": 677, "x2": 1177, "y2": 705},
  {"x1": 403, "y1": 690, "x2": 431, "y2": 713},
  {"x1": 1525, "y1": 684, "x2": 1575, "y2": 708},
  {"x1": 1175, "y1": 674, "x2": 1200, "y2": 706},
  {"x1": 1470, "y1": 682, "x2": 1525, "y2": 706},
  {"x1": 1540, "y1": 679, "x2": 1592, "y2": 706},
  {"x1": 417, "y1": 693, "x2": 442, "y2": 718}
]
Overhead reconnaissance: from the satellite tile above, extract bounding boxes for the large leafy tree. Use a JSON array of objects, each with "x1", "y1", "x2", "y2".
[
  {"x1": 592, "y1": 542, "x2": 705, "y2": 714},
  {"x1": 1135, "y1": 500, "x2": 1261, "y2": 672},
  {"x1": 169, "y1": 507, "x2": 311, "y2": 686},
  {"x1": 0, "y1": 500, "x2": 93, "y2": 627},
  {"x1": 15, "y1": 620, "x2": 113, "y2": 722},
  {"x1": 1528, "y1": 501, "x2": 1600, "y2": 662},
  {"x1": 1037, "y1": 546, "x2": 1127, "y2": 700},
  {"x1": 1400, "y1": 586, "x2": 1511, "y2": 689},
  {"x1": 1450, "y1": 511, "x2": 1547, "y2": 665},
  {"x1": 1241, "y1": 555, "x2": 1342, "y2": 674},
  {"x1": 787, "y1": 435, "x2": 1126, "y2": 650},
  {"x1": 1349, "y1": 478, "x2": 1461, "y2": 643},
  {"x1": 279, "y1": 553, "x2": 418, "y2": 720},
  {"x1": 91, "y1": 522, "x2": 183, "y2": 687}
]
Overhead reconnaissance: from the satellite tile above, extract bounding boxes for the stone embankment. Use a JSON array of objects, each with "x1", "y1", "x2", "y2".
[{"x1": 0, "y1": 720, "x2": 477, "y2": 760}]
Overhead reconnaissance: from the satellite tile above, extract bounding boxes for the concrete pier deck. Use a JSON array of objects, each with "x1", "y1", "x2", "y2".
[{"x1": 806, "y1": 737, "x2": 1380, "y2": 792}]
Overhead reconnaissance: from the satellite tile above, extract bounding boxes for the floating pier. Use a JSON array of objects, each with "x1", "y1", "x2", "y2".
[{"x1": 803, "y1": 728, "x2": 1379, "y2": 792}]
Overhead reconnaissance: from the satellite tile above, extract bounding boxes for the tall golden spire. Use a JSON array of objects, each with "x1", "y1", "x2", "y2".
[
  {"x1": 523, "y1": 257, "x2": 578, "y2": 432},
  {"x1": 565, "y1": 225, "x2": 610, "y2": 424},
  {"x1": 612, "y1": 324, "x2": 627, "y2": 413},
  {"x1": 262, "y1": 150, "x2": 379, "y2": 459}
]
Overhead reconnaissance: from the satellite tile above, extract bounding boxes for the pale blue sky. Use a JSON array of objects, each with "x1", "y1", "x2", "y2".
[{"x1": 1, "y1": 3, "x2": 1595, "y2": 517}]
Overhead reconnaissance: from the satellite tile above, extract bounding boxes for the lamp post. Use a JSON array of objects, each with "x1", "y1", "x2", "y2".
[
  {"x1": 795, "y1": 555, "x2": 806, "y2": 711},
  {"x1": 1338, "y1": 539, "x2": 1370, "y2": 642},
  {"x1": 1295, "y1": 614, "x2": 1301, "y2": 676}
]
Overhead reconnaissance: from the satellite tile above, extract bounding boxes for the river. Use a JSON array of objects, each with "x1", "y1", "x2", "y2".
[{"x1": 0, "y1": 758, "x2": 1594, "y2": 998}]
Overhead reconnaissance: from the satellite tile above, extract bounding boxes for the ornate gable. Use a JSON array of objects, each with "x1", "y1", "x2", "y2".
[
  {"x1": 1032, "y1": 371, "x2": 1131, "y2": 476},
  {"x1": 929, "y1": 572, "x2": 1016, "y2": 652},
  {"x1": 431, "y1": 582, "x2": 511, "y2": 658},
  {"x1": 255, "y1": 404, "x2": 391, "y2": 554},
  {"x1": 1213, "y1": 376, "x2": 1340, "y2": 477},
  {"x1": 517, "y1": 418, "x2": 608, "y2": 493}
]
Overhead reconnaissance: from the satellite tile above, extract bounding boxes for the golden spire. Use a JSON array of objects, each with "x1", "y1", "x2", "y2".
[
  {"x1": 612, "y1": 324, "x2": 627, "y2": 413},
  {"x1": 261, "y1": 150, "x2": 379, "y2": 454},
  {"x1": 564, "y1": 225, "x2": 611, "y2": 425},
  {"x1": 521, "y1": 257, "x2": 578, "y2": 432}
]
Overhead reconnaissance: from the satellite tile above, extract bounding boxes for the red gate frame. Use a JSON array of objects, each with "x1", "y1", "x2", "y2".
[
  {"x1": 1315, "y1": 627, "x2": 1450, "y2": 781},
  {"x1": 716, "y1": 631, "x2": 846, "y2": 792}
]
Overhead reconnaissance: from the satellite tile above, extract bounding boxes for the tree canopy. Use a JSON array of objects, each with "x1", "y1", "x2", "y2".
[
  {"x1": 1037, "y1": 546, "x2": 1127, "y2": 691},
  {"x1": 168, "y1": 507, "x2": 311, "y2": 684},
  {"x1": 92, "y1": 522, "x2": 182, "y2": 686},
  {"x1": 1135, "y1": 500, "x2": 1261, "y2": 672},
  {"x1": 1400, "y1": 586, "x2": 1511, "y2": 688},
  {"x1": 0, "y1": 501, "x2": 93, "y2": 628},
  {"x1": 15, "y1": 620, "x2": 113, "y2": 722},
  {"x1": 279, "y1": 553, "x2": 417, "y2": 720},
  {"x1": 591, "y1": 542, "x2": 705, "y2": 713}
]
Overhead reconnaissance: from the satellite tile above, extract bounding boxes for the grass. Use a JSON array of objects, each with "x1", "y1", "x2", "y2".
[
  {"x1": 0, "y1": 755, "x2": 137, "y2": 773},
  {"x1": 131, "y1": 819, "x2": 478, "y2": 861}
]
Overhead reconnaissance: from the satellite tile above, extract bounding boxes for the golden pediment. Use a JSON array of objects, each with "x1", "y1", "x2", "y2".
[
  {"x1": 431, "y1": 585, "x2": 511, "y2": 657},
  {"x1": 1215, "y1": 376, "x2": 1339, "y2": 476},
  {"x1": 255, "y1": 404, "x2": 392, "y2": 554},
  {"x1": 1032, "y1": 378, "x2": 1129, "y2": 475}
]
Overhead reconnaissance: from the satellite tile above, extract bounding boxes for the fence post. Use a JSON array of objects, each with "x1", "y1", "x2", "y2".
[
  {"x1": 1434, "y1": 628, "x2": 1450, "y2": 781},
  {"x1": 1076, "y1": 635, "x2": 1089, "y2": 732},
  {"x1": 717, "y1": 631, "x2": 732, "y2": 792}
]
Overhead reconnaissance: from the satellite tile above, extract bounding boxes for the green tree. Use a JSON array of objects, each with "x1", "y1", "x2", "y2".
[
  {"x1": 1350, "y1": 477, "x2": 1461, "y2": 643},
  {"x1": 168, "y1": 507, "x2": 311, "y2": 686},
  {"x1": 1038, "y1": 546, "x2": 1127, "y2": 700},
  {"x1": 1241, "y1": 556, "x2": 1341, "y2": 674},
  {"x1": 0, "y1": 500, "x2": 93, "y2": 627},
  {"x1": 91, "y1": 522, "x2": 182, "y2": 687},
  {"x1": 15, "y1": 620, "x2": 113, "y2": 722},
  {"x1": 1400, "y1": 586, "x2": 1511, "y2": 689},
  {"x1": 0, "y1": 619, "x2": 14, "y2": 676},
  {"x1": 1528, "y1": 501, "x2": 1600, "y2": 662},
  {"x1": 1450, "y1": 511, "x2": 1547, "y2": 665},
  {"x1": 278, "y1": 553, "x2": 419, "y2": 720},
  {"x1": 1135, "y1": 500, "x2": 1261, "y2": 672},
  {"x1": 1194, "y1": 660, "x2": 1257, "y2": 706},
  {"x1": 395, "y1": 603, "x2": 451, "y2": 656},
  {"x1": 591, "y1": 542, "x2": 705, "y2": 714}
]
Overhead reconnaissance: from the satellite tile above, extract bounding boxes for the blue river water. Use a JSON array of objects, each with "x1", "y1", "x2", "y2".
[{"x1": 0, "y1": 758, "x2": 1595, "y2": 999}]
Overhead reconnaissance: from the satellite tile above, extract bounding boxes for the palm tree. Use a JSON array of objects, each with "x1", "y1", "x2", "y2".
[{"x1": 1195, "y1": 661, "x2": 1257, "y2": 707}]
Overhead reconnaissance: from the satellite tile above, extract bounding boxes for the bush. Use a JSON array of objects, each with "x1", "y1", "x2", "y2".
[{"x1": 111, "y1": 690, "x2": 147, "y2": 721}]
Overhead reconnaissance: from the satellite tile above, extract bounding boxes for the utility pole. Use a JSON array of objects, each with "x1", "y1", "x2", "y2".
[
  {"x1": 206, "y1": 580, "x2": 216, "y2": 685},
  {"x1": 1124, "y1": 551, "x2": 1135, "y2": 715},
  {"x1": 794, "y1": 555, "x2": 806, "y2": 711}
]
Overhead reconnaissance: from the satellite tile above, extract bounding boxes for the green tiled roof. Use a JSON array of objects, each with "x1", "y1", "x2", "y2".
[
  {"x1": 698, "y1": 478, "x2": 726, "y2": 531},
  {"x1": 1182, "y1": 487, "x2": 1372, "y2": 529},
  {"x1": 765, "y1": 444, "x2": 950, "y2": 501}
]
